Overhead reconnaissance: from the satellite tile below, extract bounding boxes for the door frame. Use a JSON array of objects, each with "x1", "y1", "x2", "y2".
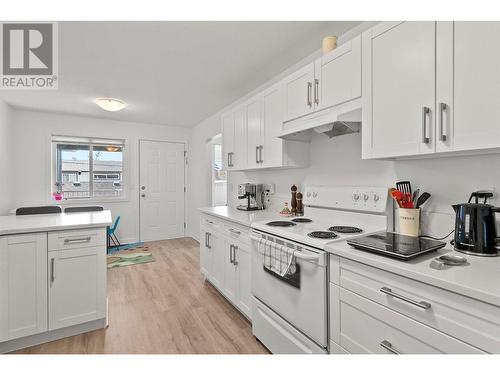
[{"x1": 138, "y1": 138, "x2": 188, "y2": 242}]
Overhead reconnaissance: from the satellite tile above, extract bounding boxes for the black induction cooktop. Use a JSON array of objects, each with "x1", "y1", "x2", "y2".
[{"x1": 347, "y1": 232, "x2": 446, "y2": 260}]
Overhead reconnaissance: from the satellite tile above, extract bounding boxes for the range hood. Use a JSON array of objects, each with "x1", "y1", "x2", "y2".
[{"x1": 278, "y1": 98, "x2": 361, "y2": 142}]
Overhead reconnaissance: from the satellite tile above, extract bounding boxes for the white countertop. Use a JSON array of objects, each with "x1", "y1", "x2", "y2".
[
  {"x1": 198, "y1": 206, "x2": 281, "y2": 227},
  {"x1": 326, "y1": 240, "x2": 500, "y2": 307},
  {"x1": 0, "y1": 210, "x2": 113, "y2": 236}
]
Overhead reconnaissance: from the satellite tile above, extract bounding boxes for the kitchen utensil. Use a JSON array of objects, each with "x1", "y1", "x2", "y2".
[
  {"x1": 403, "y1": 193, "x2": 414, "y2": 208},
  {"x1": 390, "y1": 189, "x2": 404, "y2": 208},
  {"x1": 452, "y1": 190, "x2": 500, "y2": 257},
  {"x1": 416, "y1": 192, "x2": 431, "y2": 208},
  {"x1": 434, "y1": 253, "x2": 468, "y2": 266},
  {"x1": 396, "y1": 181, "x2": 412, "y2": 196},
  {"x1": 412, "y1": 189, "x2": 420, "y2": 206}
]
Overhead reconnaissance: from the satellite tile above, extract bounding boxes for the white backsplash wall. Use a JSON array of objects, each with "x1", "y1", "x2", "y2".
[{"x1": 227, "y1": 132, "x2": 500, "y2": 238}]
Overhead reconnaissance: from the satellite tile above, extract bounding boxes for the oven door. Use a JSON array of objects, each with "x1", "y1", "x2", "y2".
[{"x1": 250, "y1": 230, "x2": 327, "y2": 348}]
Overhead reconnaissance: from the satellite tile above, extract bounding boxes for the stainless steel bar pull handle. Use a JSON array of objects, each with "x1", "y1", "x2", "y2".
[
  {"x1": 259, "y1": 146, "x2": 263, "y2": 163},
  {"x1": 207, "y1": 233, "x2": 211, "y2": 249},
  {"x1": 205, "y1": 232, "x2": 209, "y2": 247},
  {"x1": 380, "y1": 286, "x2": 431, "y2": 310},
  {"x1": 307, "y1": 82, "x2": 312, "y2": 107},
  {"x1": 314, "y1": 79, "x2": 319, "y2": 105},
  {"x1": 229, "y1": 245, "x2": 234, "y2": 264},
  {"x1": 229, "y1": 228, "x2": 241, "y2": 235},
  {"x1": 439, "y1": 102, "x2": 447, "y2": 141},
  {"x1": 380, "y1": 340, "x2": 401, "y2": 354},
  {"x1": 50, "y1": 258, "x2": 55, "y2": 283},
  {"x1": 233, "y1": 245, "x2": 238, "y2": 266},
  {"x1": 255, "y1": 146, "x2": 259, "y2": 164},
  {"x1": 422, "y1": 106, "x2": 430, "y2": 144},
  {"x1": 64, "y1": 236, "x2": 91, "y2": 244}
]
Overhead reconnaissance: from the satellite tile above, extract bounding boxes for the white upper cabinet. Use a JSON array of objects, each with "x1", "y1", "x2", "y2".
[
  {"x1": 261, "y1": 83, "x2": 286, "y2": 168},
  {"x1": 438, "y1": 22, "x2": 500, "y2": 153},
  {"x1": 246, "y1": 97, "x2": 263, "y2": 169},
  {"x1": 284, "y1": 62, "x2": 315, "y2": 121},
  {"x1": 362, "y1": 22, "x2": 436, "y2": 159},
  {"x1": 316, "y1": 35, "x2": 361, "y2": 111},
  {"x1": 222, "y1": 112, "x2": 235, "y2": 169},
  {"x1": 364, "y1": 21, "x2": 500, "y2": 159}
]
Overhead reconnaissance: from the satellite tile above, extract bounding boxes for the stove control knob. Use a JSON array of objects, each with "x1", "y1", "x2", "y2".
[
  {"x1": 363, "y1": 193, "x2": 370, "y2": 202},
  {"x1": 373, "y1": 193, "x2": 380, "y2": 202},
  {"x1": 352, "y1": 193, "x2": 360, "y2": 202},
  {"x1": 312, "y1": 192, "x2": 318, "y2": 198}
]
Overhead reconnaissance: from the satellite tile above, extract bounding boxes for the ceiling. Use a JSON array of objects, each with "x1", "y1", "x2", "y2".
[{"x1": 0, "y1": 21, "x2": 361, "y2": 127}]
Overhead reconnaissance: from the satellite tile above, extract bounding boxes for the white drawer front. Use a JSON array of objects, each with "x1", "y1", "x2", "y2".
[
  {"x1": 338, "y1": 287, "x2": 483, "y2": 354},
  {"x1": 338, "y1": 258, "x2": 500, "y2": 353},
  {"x1": 48, "y1": 228, "x2": 105, "y2": 252},
  {"x1": 199, "y1": 214, "x2": 222, "y2": 230},
  {"x1": 222, "y1": 222, "x2": 250, "y2": 244}
]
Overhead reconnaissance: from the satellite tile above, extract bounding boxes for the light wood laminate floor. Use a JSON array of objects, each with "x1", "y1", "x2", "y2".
[{"x1": 14, "y1": 238, "x2": 268, "y2": 354}]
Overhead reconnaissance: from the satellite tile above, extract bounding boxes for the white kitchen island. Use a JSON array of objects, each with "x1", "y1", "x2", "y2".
[{"x1": 0, "y1": 210, "x2": 112, "y2": 353}]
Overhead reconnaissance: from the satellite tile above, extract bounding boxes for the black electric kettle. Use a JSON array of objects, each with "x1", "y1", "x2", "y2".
[{"x1": 452, "y1": 191, "x2": 500, "y2": 257}]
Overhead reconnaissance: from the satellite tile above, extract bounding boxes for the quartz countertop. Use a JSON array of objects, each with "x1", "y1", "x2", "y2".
[
  {"x1": 198, "y1": 206, "x2": 282, "y2": 227},
  {"x1": 325, "y1": 240, "x2": 500, "y2": 307},
  {"x1": 0, "y1": 210, "x2": 113, "y2": 236}
]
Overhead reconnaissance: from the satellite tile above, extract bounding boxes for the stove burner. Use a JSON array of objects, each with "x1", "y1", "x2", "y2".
[
  {"x1": 266, "y1": 221, "x2": 297, "y2": 227},
  {"x1": 308, "y1": 231, "x2": 338, "y2": 239},
  {"x1": 329, "y1": 226, "x2": 363, "y2": 234},
  {"x1": 291, "y1": 218, "x2": 312, "y2": 223}
]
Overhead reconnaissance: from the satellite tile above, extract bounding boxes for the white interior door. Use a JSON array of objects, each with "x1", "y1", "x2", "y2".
[{"x1": 140, "y1": 140, "x2": 185, "y2": 242}]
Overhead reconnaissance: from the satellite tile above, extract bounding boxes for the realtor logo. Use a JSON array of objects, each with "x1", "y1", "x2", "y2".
[{"x1": 0, "y1": 22, "x2": 58, "y2": 89}]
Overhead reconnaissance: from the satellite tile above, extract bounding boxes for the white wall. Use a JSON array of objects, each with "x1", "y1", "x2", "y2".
[
  {"x1": 0, "y1": 100, "x2": 13, "y2": 215},
  {"x1": 10, "y1": 108, "x2": 191, "y2": 243}
]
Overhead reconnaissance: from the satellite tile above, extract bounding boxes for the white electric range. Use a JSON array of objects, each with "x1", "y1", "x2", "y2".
[{"x1": 250, "y1": 186, "x2": 388, "y2": 354}]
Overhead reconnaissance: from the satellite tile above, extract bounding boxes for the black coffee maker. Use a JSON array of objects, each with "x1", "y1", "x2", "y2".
[{"x1": 452, "y1": 191, "x2": 500, "y2": 257}]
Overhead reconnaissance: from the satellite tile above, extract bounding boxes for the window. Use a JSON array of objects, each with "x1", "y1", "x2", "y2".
[{"x1": 52, "y1": 136, "x2": 125, "y2": 200}]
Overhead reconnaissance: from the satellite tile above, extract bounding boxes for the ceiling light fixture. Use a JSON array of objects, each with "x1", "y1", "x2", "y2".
[{"x1": 95, "y1": 97, "x2": 127, "y2": 112}]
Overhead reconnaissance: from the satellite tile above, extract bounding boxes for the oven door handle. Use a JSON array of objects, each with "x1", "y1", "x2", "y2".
[{"x1": 250, "y1": 235, "x2": 322, "y2": 261}]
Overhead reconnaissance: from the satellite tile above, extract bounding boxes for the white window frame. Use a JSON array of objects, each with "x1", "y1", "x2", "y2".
[{"x1": 51, "y1": 135, "x2": 127, "y2": 202}]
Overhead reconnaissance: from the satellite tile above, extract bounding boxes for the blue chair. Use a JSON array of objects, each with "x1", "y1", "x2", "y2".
[{"x1": 107, "y1": 216, "x2": 121, "y2": 250}]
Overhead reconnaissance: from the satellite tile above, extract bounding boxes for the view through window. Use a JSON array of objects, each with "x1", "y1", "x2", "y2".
[{"x1": 52, "y1": 137, "x2": 124, "y2": 200}]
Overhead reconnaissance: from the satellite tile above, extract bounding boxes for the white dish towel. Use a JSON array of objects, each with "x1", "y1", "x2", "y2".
[{"x1": 258, "y1": 238, "x2": 294, "y2": 277}]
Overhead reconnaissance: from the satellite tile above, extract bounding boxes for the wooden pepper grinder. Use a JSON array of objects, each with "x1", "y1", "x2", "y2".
[
  {"x1": 296, "y1": 192, "x2": 304, "y2": 216},
  {"x1": 291, "y1": 184, "x2": 297, "y2": 215}
]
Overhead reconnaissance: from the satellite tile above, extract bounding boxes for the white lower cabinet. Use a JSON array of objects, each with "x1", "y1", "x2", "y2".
[
  {"x1": 199, "y1": 214, "x2": 252, "y2": 320},
  {"x1": 329, "y1": 255, "x2": 497, "y2": 354},
  {"x1": 0, "y1": 233, "x2": 48, "y2": 342},
  {"x1": 48, "y1": 246, "x2": 106, "y2": 330}
]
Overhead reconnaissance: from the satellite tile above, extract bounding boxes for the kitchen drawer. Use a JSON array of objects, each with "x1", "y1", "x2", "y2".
[
  {"x1": 222, "y1": 221, "x2": 250, "y2": 244},
  {"x1": 337, "y1": 287, "x2": 483, "y2": 354},
  {"x1": 48, "y1": 228, "x2": 105, "y2": 252},
  {"x1": 338, "y1": 258, "x2": 500, "y2": 353},
  {"x1": 200, "y1": 214, "x2": 222, "y2": 230}
]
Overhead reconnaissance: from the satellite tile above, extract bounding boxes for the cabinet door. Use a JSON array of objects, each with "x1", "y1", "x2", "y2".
[
  {"x1": 199, "y1": 228, "x2": 211, "y2": 277},
  {"x1": 48, "y1": 246, "x2": 106, "y2": 330},
  {"x1": 208, "y1": 231, "x2": 224, "y2": 290},
  {"x1": 450, "y1": 22, "x2": 500, "y2": 151},
  {"x1": 363, "y1": 22, "x2": 436, "y2": 158},
  {"x1": 316, "y1": 35, "x2": 361, "y2": 111},
  {"x1": 246, "y1": 98, "x2": 263, "y2": 169},
  {"x1": 284, "y1": 62, "x2": 315, "y2": 122},
  {"x1": 232, "y1": 107, "x2": 247, "y2": 170},
  {"x1": 234, "y1": 243, "x2": 252, "y2": 319},
  {"x1": 261, "y1": 83, "x2": 285, "y2": 168},
  {"x1": 222, "y1": 112, "x2": 235, "y2": 169},
  {"x1": 222, "y1": 240, "x2": 237, "y2": 303},
  {"x1": 0, "y1": 233, "x2": 47, "y2": 342}
]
